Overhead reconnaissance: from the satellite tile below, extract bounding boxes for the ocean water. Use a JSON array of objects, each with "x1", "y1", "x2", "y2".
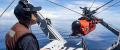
[{"x1": 0, "y1": 20, "x2": 118, "y2": 50}]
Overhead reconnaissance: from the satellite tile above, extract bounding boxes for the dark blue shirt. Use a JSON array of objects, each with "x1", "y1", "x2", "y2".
[{"x1": 17, "y1": 34, "x2": 39, "y2": 50}]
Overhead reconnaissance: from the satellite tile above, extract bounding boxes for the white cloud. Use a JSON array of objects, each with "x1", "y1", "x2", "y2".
[
  {"x1": 0, "y1": 0, "x2": 104, "y2": 20},
  {"x1": 0, "y1": 9, "x2": 14, "y2": 18},
  {"x1": 45, "y1": 0, "x2": 120, "y2": 22},
  {"x1": 0, "y1": 0, "x2": 120, "y2": 25},
  {"x1": 37, "y1": 0, "x2": 105, "y2": 20},
  {"x1": 0, "y1": 8, "x2": 17, "y2": 25}
]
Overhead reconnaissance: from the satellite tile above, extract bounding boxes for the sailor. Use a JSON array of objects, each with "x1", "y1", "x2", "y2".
[{"x1": 5, "y1": 0, "x2": 41, "y2": 50}]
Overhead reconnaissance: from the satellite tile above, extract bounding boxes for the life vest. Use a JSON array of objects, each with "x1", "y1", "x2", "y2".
[
  {"x1": 5, "y1": 22, "x2": 38, "y2": 50},
  {"x1": 79, "y1": 19, "x2": 96, "y2": 35}
]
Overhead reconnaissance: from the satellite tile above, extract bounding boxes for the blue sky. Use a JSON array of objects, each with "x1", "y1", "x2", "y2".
[{"x1": 0, "y1": 0, "x2": 120, "y2": 27}]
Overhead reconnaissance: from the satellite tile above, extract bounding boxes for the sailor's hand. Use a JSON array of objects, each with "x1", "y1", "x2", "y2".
[{"x1": 46, "y1": 18, "x2": 52, "y2": 25}]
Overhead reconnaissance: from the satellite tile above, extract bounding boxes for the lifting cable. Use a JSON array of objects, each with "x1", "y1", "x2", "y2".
[
  {"x1": 89, "y1": 0, "x2": 96, "y2": 10},
  {"x1": 94, "y1": 0, "x2": 114, "y2": 11},
  {"x1": 0, "y1": 0, "x2": 16, "y2": 18},
  {"x1": 96, "y1": 0, "x2": 120, "y2": 14},
  {"x1": 46, "y1": 0, "x2": 82, "y2": 15},
  {"x1": 46, "y1": 0, "x2": 114, "y2": 16}
]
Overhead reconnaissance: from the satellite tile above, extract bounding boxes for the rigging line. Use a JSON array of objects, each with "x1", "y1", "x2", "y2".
[
  {"x1": 89, "y1": 0, "x2": 96, "y2": 10},
  {"x1": 96, "y1": 0, "x2": 120, "y2": 14},
  {"x1": 38, "y1": 12, "x2": 46, "y2": 19},
  {"x1": 46, "y1": 0, "x2": 82, "y2": 15},
  {"x1": 95, "y1": 0, "x2": 114, "y2": 11},
  {"x1": 0, "y1": 0, "x2": 16, "y2": 18}
]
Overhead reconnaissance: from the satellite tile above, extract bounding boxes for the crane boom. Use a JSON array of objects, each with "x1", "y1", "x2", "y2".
[{"x1": 100, "y1": 20, "x2": 120, "y2": 36}]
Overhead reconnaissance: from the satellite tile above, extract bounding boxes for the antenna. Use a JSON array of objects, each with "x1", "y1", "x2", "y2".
[
  {"x1": 46, "y1": 0, "x2": 82, "y2": 15},
  {"x1": 0, "y1": 0, "x2": 16, "y2": 18}
]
